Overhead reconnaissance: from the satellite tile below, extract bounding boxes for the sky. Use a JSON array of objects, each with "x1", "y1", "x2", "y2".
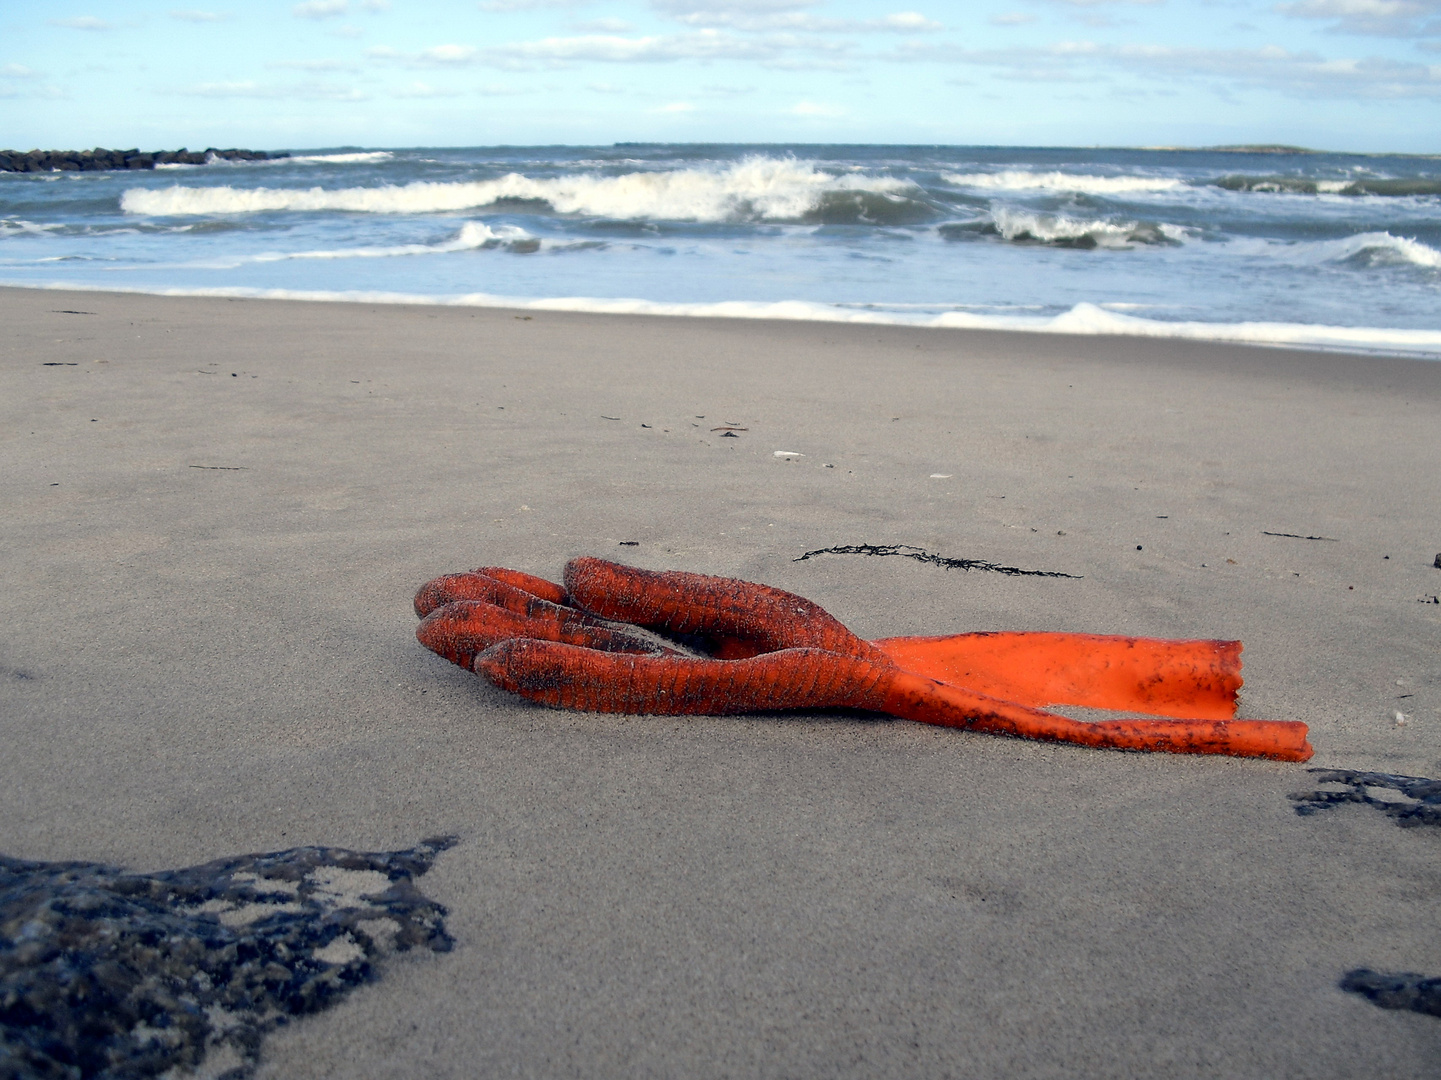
[{"x1": 2, "y1": 0, "x2": 1439, "y2": 152}]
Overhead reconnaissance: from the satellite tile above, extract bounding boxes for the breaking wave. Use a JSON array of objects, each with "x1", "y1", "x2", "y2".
[
  {"x1": 942, "y1": 170, "x2": 1187, "y2": 195},
  {"x1": 1222, "y1": 230, "x2": 1441, "y2": 269},
  {"x1": 247, "y1": 221, "x2": 537, "y2": 262},
  {"x1": 287, "y1": 151, "x2": 395, "y2": 165},
  {"x1": 1320, "y1": 231, "x2": 1441, "y2": 268},
  {"x1": 1213, "y1": 174, "x2": 1441, "y2": 197},
  {"x1": 0, "y1": 218, "x2": 62, "y2": 238},
  {"x1": 153, "y1": 151, "x2": 393, "y2": 171},
  {"x1": 941, "y1": 208, "x2": 1185, "y2": 249},
  {"x1": 119, "y1": 157, "x2": 919, "y2": 223}
]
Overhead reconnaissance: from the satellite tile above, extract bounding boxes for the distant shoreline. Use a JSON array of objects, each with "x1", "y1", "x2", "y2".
[{"x1": 0, "y1": 147, "x2": 285, "y2": 173}]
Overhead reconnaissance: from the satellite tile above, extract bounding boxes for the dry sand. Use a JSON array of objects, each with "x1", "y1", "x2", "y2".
[{"x1": 2, "y1": 286, "x2": 1438, "y2": 1077}]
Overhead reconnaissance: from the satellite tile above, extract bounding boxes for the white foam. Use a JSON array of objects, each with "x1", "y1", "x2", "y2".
[
  {"x1": 287, "y1": 151, "x2": 395, "y2": 164},
  {"x1": 247, "y1": 221, "x2": 529, "y2": 263},
  {"x1": 0, "y1": 219, "x2": 61, "y2": 238},
  {"x1": 981, "y1": 208, "x2": 1186, "y2": 247},
  {"x1": 119, "y1": 156, "x2": 914, "y2": 222},
  {"x1": 1221, "y1": 230, "x2": 1441, "y2": 269},
  {"x1": 152, "y1": 150, "x2": 392, "y2": 171},
  {"x1": 1320, "y1": 231, "x2": 1441, "y2": 269},
  {"x1": 943, "y1": 170, "x2": 1186, "y2": 195},
  {"x1": 16, "y1": 282, "x2": 1436, "y2": 358}
]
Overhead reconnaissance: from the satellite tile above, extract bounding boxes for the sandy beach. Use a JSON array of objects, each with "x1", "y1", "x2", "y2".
[{"x1": 2, "y1": 285, "x2": 1438, "y2": 1076}]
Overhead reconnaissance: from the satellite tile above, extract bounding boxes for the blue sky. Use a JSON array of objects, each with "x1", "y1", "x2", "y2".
[{"x1": 3, "y1": 0, "x2": 1439, "y2": 151}]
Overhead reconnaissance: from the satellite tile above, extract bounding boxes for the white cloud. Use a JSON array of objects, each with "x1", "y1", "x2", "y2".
[
  {"x1": 0, "y1": 64, "x2": 65, "y2": 100},
  {"x1": 0, "y1": 81, "x2": 67, "y2": 99},
  {"x1": 179, "y1": 78, "x2": 367, "y2": 99},
  {"x1": 393, "y1": 80, "x2": 462, "y2": 96},
  {"x1": 990, "y1": 12, "x2": 1037, "y2": 25},
  {"x1": 477, "y1": 81, "x2": 530, "y2": 93},
  {"x1": 1031, "y1": 0, "x2": 1162, "y2": 27},
  {"x1": 370, "y1": 42, "x2": 489, "y2": 64},
  {"x1": 330, "y1": 24, "x2": 364, "y2": 36},
  {"x1": 267, "y1": 58, "x2": 359, "y2": 70},
  {"x1": 651, "y1": 0, "x2": 816, "y2": 11},
  {"x1": 361, "y1": 0, "x2": 391, "y2": 9},
  {"x1": 293, "y1": 0, "x2": 349, "y2": 18},
  {"x1": 420, "y1": 43, "x2": 479, "y2": 62},
  {"x1": 169, "y1": 9, "x2": 230, "y2": 21},
  {"x1": 880, "y1": 12, "x2": 942, "y2": 30},
  {"x1": 587, "y1": 80, "x2": 626, "y2": 90},
  {"x1": 895, "y1": 38, "x2": 1441, "y2": 97},
  {"x1": 790, "y1": 99, "x2": 843, "y2": 114},
  {"x1": 475, "y1": 28, "x2": 851, "y2": 64},
  {"x1": 1276, "y1": 0, "x2": 1441, "y2": 37},
  {"x1": 479, "y1": 0, "x2": 588, "y2": 9},
  {"x1": 48, "y1": 16, "x2": 115, "y2": 30},
  {"x1": 658, "y1": 7, "x2": 941, "y2": 32},
  {"x1": 575, "y1": 17, "x2": 636, "y2": 31}
]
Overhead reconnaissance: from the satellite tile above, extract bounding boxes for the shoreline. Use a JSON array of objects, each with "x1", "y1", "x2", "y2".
[{"x1": 5, "y1": 280, "x2": 1440, "y2": 361}]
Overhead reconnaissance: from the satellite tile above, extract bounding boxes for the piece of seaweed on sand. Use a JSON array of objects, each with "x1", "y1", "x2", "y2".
[
  {"x1": 1340, "y1": 969, "x2": 1441, "y2": 1019},
  {"x1": 1291, "y1": 772, "x2": 1440, "y2": 1021},
  {"x1": 794, "y1": 543, "x2": 1080, "y2": 579},
  {"x1": 1, "y1": 836, "x2": 455, "y2": 1079},
  {"x1": 1289, "y1": 769, "x2": 1441, "y2": 828}
]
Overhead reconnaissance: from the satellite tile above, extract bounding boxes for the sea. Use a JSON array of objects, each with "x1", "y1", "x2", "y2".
[{"x1": 3, "y1": 144, "x2": 1439, "y2": 357}]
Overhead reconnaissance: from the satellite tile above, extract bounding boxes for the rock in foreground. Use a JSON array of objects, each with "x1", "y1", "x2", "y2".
[{"x1": 0, "y1": 837, "x2": 455, "y2": 1079}]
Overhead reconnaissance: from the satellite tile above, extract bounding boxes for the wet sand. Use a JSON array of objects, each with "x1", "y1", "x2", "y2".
[{"x1": 2, "y1": 286, "x2": 1438, "y2": 1076}]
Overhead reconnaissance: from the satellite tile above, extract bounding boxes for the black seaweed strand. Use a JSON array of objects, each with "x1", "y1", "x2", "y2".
[{"x1": 794, "y1": 544, "x2": 1081, "y2": 579}]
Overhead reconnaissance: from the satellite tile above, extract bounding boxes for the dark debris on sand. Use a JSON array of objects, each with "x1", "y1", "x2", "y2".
[
  {"x1": 794, "y1": 543, "x2": 1080, "y2": 579},
  {"x1": 1290, "y1": 769, "x2": 1441, "y2": 828},
  {"x1": 1, "y1": 837, "x2": 455, "y2": 1080},
  {"x1": 1293, "y1": 771, "x2": 1441, "y2": 1022},
  {"x1": 1341, "y1": 969, "x2": 1441, "y2": 1019}
]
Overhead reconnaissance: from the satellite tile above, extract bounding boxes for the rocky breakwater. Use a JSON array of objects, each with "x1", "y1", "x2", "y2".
[{"x1": 0, "y1": 147, "x2": 286, "y2": 172}]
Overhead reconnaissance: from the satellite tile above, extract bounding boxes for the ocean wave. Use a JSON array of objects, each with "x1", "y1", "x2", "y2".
[
  {"x1": 1214, "y1": 174, "x2": 1441, "y2": 197},
  {"x1": 1321, "y1": 231, "x2": 1441, "y2": 269},
  {"x1": 287, "y1": 151, "x2": 396, "y2": 165},
  {"x1": 248, "y1": 221, "x2": 536, "y2": 262},
  {"x1": 1223, "y1": 230, "x2": 1441, "y2": 269},
  {"x1": 0, "y1": 218, "x2": 62, "y2": 238},
  {"x1": 118, "y1": 157, "x2": 918, "y2": 223},
  {"x1": 16, "y1": 283, "x2": 1436, "y2": 358},
  {"x1": 940, "y1": 208, "x2": 1184, "y2": 249},
  {"x1": 942, "y1": 170, "x2": 1186, "y2": 195},
  {"x1": 154, "y1": 150, "x2": 393, "y2": 170}
]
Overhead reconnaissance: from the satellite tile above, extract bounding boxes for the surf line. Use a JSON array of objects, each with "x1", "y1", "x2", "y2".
[{"x1": 794, "y1": 543, "x2": 1080, "y2": 579}]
